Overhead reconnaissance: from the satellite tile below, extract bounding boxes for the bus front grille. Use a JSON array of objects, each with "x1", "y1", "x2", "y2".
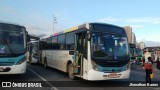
[{"x1": 94, "y1": 60, "x2": 128, "y2": 67}]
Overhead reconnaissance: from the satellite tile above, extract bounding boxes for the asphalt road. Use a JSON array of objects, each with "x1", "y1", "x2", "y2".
[{"x1": 0, "y1": 63, "x2": 160, "y2": 90}]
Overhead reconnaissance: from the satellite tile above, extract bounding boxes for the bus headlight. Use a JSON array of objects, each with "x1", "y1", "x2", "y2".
[
  {"x1": 93, "y1": 65, "x2": 99, "y2": 71},
  {"x1": 125, "y1": 62, "x2": 130, "y2": 70},
  {"x1": 16, "y1": 57, "x2": 26, "y2": 65},
  {"x1": 92, "y1": 61, "x2": 99, "y2": 71}
]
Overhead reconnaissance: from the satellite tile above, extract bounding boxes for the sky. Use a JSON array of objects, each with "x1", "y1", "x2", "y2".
[{"x1": 1, "y1": 0, "x2": 160, "y2": 46}]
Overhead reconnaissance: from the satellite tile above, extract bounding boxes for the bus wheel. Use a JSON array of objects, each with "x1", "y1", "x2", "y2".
[
  {"x1": 68, "y1": 63, "x2": 76, "y2": 80},
  {"x1": 44, "y1": 60, "x2": 47, "y2": 68}
]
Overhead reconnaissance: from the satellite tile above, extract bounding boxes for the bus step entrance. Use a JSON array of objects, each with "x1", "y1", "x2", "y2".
[{"x1": 74, "y1": 54, "x2": 83, "y2": 76}]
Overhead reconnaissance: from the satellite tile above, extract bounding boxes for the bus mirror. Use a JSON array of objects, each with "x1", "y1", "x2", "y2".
[{"x1": 69, "y1": 51, "x2": 74, "y2": 55}]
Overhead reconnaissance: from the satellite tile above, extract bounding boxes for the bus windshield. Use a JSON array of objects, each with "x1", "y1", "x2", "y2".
[
  {"x1": 135, "y1": 49, "x2": 142, "y2": 56},
  {"x1": 91, "y1": 32, "x2": 129, "y2": 60},
  {"x1": 129, "y1": 44, "x2": 136, "y2": 58},
  {"x1": 0, "y1": 28, "x2": 25, "y2": 55}
]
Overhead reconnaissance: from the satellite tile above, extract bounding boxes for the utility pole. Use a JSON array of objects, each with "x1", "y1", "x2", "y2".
[{"x1": 53, "y1": 15, "x2": 57, "y2": 33}]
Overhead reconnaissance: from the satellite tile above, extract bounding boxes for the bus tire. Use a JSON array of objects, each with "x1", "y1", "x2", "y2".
[
  {"x1": 68, "y1": 63, "x2": 76, "y2": 80},
  {"x1": 44, "y1": 59, "x2": 47, "y2": 68}
]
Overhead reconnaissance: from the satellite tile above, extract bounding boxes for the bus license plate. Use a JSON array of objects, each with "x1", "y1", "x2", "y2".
[
  {"x1": 109, "y1": 73, "x2": 118, "y2": 78},
  {"x1": 0, "y1": 67, "x2": 4, "y2": 71}
]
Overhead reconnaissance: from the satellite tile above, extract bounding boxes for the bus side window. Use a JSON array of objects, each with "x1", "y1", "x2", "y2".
[
  {"x1": 70, "y1": 43, "x2": 74, "y2": 50},
  {"x1": 57, "y1": 34, "x2": 65, "y2": 50},
  {"x1": 66, "y1": 32, "x2": 74, "y2": 50},
  {"x1": 60, "y1": 45, "x2": 64, "y2": 50},
  {"x1": 51, "y1": 36, "x2": 58, "y2": 49}
]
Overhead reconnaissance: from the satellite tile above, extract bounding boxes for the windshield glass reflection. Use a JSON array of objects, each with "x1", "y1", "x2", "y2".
[{"x1": 91, "y1": 32, "x2": 129, "y2": 60}]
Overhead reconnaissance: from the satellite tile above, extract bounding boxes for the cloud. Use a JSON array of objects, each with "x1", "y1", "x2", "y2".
[
  {"x1": 98, "y1": 17, "x2": 160, "y2": 25},
  {"x1": 0, "y1": 9, "x2": 53, "y2": 37},
  {"x1": 128, "y1": 25, "x2": 144, "y2": 28},
  {"x1": 137, "y1": 34, "x2": 160, "y2": 42},
  {"x1": 144, "y1": 41, "x2": 160, "y2": 47},
  {"x1": 25, "y1": 20, "x2": 64, "y2": 37},
  {"x1": 98, "y1": 17, "x2": 145, "y2": 29},
  {"x1": 126, "y1": 17, "x2": 160, "y2": 24},
  {"x1": 0, "y1": 6, "x2": 17, "y2": 14},
  {"x1": 24, "y1": 13, "x2": 67, "y2": 36},
  {"x1": 98, "y1": 17, "x2": 119, "y2": 23},
  {"x1": 25, "y1": 25, "x2": 45, "y2": 36},
  {"x1": 97, "y1": 16, "x2": 160, "y2": 30}
]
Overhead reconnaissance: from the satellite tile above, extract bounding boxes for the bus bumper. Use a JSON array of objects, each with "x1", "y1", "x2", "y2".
[
  {"x1": 87, "y1": 69, "x2": 130, "y2": 81},
  {"x1": 0, "y1": 61, "x2": 27, "y2": 74}
]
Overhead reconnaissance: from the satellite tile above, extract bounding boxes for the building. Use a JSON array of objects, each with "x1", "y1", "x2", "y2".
[
  {"x1": 124, "y1": 26, "x2": 133, "y2": 44},
  {"x1": 136, "y1": 42, "x2": 139, "y2": 48},
  {"x1": 139, "y1": 42, "x2": 145, "y2": 49},
  {"x1": 132, "y1": 32, "x2": 136, "y2": 45}
]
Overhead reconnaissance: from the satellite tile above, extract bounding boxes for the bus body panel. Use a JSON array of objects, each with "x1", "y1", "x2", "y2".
[
  {"x1": 82, "y1": 58, "x2": 88, "y2": 79},
  {"x1": 87, "y1": 69, "x2": 130, "y2": 80},
  {"x1": 0, "y1": 61, "x2": 27, "y2": 74},
  {"x1": 41, "y1": 49, "x2": 46, "y2": 65},
  {"x1": 45, "y1": 50, "x2": 73, "y2": 72},
  {"x1": 41, "y1": 23, "x2": 130, "y2": 80},
  {"x1": 86, "y1": 40, "x2": 130, "y2": 80},
  {"x1": 0, "y1": 55, "x2": 24, "y2": 64},
  {"x1": 26, "y1": 51, "x2": 30, "y2": 62},
  {"x1": 0, "y1": 22, "x2": 28, "y2": 74},
  {"x1": 31, "y1": 56, "x2": 38, "y2": 63},
  {"x1": 31, "y1": 42, "x2": 39, "y2": 64}
]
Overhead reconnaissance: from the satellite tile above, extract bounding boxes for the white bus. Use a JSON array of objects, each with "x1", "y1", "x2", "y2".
[
  {"x1": 27, "y1": 41, "x2": 39, "y2": 64},
  {"x1": 0, "y1": 22, "x2": 29, "y2": 74},
  {"x1": 27, "y1": 40, "x2": 45, "y2": 64},
  {"x1": 42, "y1": 23, "x2": 130, "y2": 80}
]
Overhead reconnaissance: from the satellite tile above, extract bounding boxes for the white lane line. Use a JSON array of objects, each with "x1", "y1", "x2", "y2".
[
  {"x1": 148, "y1": 87, "x2": 160, "y2": 90},
  {"x1": 27, "y1": 67, "x2": 59, "y2": 90},
  {"x1": 151, "y1": 88, "x2": 160, "y2": 90}
]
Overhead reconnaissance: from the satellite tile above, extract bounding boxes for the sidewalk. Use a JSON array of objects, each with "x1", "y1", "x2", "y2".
[
  {"x1": 132, "y1": 63, "x2": 160, "y2": 73},
  {"x1": 152, "y1": 63, "x2": 160, "y2": 72},
  {"x1": 152, "y1": 63, "x2": 160, "y2": 81},
  {"x1": 130, "y1": 63, "x2": 160, "y2": 81}
]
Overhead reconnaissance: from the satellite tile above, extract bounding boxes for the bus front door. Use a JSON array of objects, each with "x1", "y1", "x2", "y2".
[{"x1": 74, "y1": 32, "x2": 87, "y2": 77}]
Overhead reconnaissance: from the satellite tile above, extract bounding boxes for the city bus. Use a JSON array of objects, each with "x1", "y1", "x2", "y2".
[
  {"x1": 129, "y1": 43, "x2": 136, "y2": 64},
  {"x1": 42, "y1": 23, "x2": 130, "y2": 80},
  {"x1": 135, "y1": 48, "x2": 143, "y2": 64},
  {"x1": 27, "y1": 40, "x2": 45, "y2": 64},
  {"x1": 0, "y1": 22, "x2": 29, "y2": 74},
  {"x1": 27, "y1": 41, "x2": 39, "y2": 64}
]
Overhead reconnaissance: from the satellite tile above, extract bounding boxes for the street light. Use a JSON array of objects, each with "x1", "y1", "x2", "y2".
[{"x1": 53, "y1": 15, "x2": 57, "y2": 33}]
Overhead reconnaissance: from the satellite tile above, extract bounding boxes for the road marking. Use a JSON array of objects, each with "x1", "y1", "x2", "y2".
[
  {"x1": 27, "y1": 67, "x2": 59, "y2": 90},
  {"x1": 148, "y1": 87, "x2": 160, "y2": 90},
  {"x1": 151, "y1": 88, "x2": 160, "y2": 90}
]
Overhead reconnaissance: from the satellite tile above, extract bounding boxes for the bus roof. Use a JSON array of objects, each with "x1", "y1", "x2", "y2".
[
  {"x1": 50, "y1": 23, "x2": 90, "y2": 37},
  {"x1": 0, "y1": 21, "x2": 25, "y2": 28},
  {"x1": 50, "y1": 23, "x2": 125, "y2": 37}
]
